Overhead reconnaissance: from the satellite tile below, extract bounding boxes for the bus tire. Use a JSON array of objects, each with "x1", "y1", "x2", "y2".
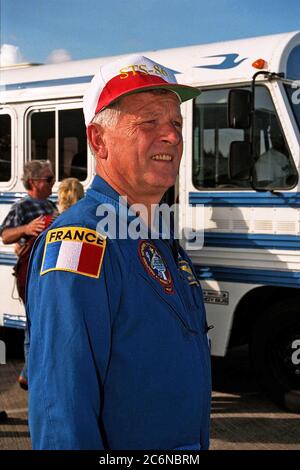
[{"x1": 249, "y1": 299, "x2": 300, "y2": 412}]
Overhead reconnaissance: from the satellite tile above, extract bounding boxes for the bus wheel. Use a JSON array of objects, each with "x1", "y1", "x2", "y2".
[{"x1": 249, "y1": 300, "x2": 300, "y2": 412}]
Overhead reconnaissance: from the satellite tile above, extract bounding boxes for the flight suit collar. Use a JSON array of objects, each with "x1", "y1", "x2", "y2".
[
  {"x1": 89, "y1": 175, "x2": 123, "y2": 206},
  {"x1": 88, "y1": 175, "x2": 173, "y2": 240}
]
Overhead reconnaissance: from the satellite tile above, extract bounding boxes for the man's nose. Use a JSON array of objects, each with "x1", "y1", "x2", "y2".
[{"x1": 159, "y1": 122, "x2": 182, "y2": 145}]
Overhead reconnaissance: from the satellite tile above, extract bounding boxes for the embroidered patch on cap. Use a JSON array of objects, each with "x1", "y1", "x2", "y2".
[
  {"x1": 138, "y1": 240, "x2": 173, "y2": 294},
  {"x1": 83, "y1": 53, "x2": 201, "y2": 125},
  {"x1": 40, "y1": 227, "x2": 106, "y2": 278}
]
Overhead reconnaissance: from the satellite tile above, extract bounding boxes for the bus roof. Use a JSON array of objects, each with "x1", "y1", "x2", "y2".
[{"x1": 1, "y1": 30, "x2": 300, "y2": 104}]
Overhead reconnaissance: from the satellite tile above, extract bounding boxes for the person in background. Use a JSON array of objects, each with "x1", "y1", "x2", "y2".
[
  {"x1": 12, "y1": 176, "x2": 83, "y2": 390},
  {"x1": 57, "y1": 177, "x2": 84, "y2": 213},
  {"x1": 0, "y1": 160, "x2": 56, "y2": 389},
  {"x1": 26, "y1": 54, "x2": 211, "y2": 450}
]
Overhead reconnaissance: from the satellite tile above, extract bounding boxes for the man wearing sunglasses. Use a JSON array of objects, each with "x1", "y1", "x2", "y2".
[{"x1": 0, "y1": 159, "x2": 57, "y2": 389}]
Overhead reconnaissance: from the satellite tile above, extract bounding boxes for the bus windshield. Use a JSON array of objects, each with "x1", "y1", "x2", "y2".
[{"x1": 284, "y1": 83, "x2": 300, "y2": 132}]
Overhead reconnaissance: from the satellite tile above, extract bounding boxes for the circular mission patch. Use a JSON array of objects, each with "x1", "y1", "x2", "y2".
[{"x1": 138, "y1": 240, "x2": 173, "y2": 294}]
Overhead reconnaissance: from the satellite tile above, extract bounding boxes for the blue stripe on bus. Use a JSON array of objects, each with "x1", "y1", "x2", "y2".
[
  {"x1": 0, "y1": 192, "x2": 27, "y2": 204},
  {"x1": 2, "y1": 191, "x2": 300, "y2": 207},
  {"x1": 195, "y1": 265, "x2": 300, "y2": 288},
  {"x1": 3, "y1": 314, "x2": 26, "y2": 330},
  {"x1": 0, "y1": 75, "x2": 93, "y2": 92},
  {"x1": 189, "y1": 191, "x2": 300, "y2": 207},
  {"x1": 0, "y1": 253, "x2": 17, "y2": 266},
  {"x1": 0, "y1": 192, "x2": 58, "y2": 204},
  {"x1": 204, "y1": 232, "x2": 300, "y2": 250}
]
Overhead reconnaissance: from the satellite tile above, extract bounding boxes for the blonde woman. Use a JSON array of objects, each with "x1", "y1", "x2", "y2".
[{"x1": 58, "y1": 177, "x2": 84, "y2": 213}]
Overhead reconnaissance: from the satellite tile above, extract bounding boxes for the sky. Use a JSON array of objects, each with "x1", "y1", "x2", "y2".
[{"x1": 1, "y1": 0, "x2": 300, "y2": 66}]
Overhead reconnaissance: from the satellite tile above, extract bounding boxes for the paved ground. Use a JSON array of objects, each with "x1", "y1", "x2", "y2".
[
  {"x1": 210, "y1": 348, "x2": 300, "y2": 450},
  {"x1": 0, "y1": 359, "x2": 30, "y2": 450},
  {"x1": 0, "y1": 346, "x2": 299, "y2": 450}
]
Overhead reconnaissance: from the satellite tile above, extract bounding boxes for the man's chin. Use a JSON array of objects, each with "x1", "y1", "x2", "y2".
[
  {"x1": 148, "y1": 175, "x2": 176, "y2": 189},
  {"x1": 147, "y1": 182, "x2": 175, "y2": 197}
]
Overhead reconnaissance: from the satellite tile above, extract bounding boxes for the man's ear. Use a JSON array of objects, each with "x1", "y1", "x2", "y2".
[
  {"x1": 86, "y1": 123, "x2": 108, "y2": 159},
  {"x1": 28, "y1": 178, "x2": 35, "y2": 190}
]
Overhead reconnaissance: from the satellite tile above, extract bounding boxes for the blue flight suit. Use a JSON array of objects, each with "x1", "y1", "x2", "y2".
[{"x1": 26, "y1": 175, "x2": 211, "y2": 450}]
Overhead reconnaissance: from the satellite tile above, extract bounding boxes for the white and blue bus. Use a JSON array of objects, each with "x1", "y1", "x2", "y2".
[{"x1": 1, "y1": 31, "x2": 300, "y2": 409}]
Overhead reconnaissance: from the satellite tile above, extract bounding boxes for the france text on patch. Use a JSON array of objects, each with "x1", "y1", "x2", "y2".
[{"x1": 40, "y1": 226, "x2": 106, "y2": 278}]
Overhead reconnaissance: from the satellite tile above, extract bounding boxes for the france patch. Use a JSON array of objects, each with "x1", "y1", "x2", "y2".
[{"x1": 40, "y1": 226, "x2": 106, "y2": 278}]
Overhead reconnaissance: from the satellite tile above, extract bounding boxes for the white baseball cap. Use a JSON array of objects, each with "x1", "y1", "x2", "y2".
[{"x1": 83, "y1": 54, "x2": 200, "y2": 126}]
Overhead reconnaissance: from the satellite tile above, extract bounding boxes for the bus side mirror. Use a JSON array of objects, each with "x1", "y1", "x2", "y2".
[
  {"x1": 229, "y1": 141, "x2": 254, "y2": 180},
  {"x1": 228, "y1": 89, "x2": 252, "y2": 129}
]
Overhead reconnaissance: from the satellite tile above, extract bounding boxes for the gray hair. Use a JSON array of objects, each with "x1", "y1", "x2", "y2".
[
  {"x1": 88, "y1": 102, "x2": 122, "y2": 156},
  {"x1": 22, "y1": 160, "x2": 53, "y2": 190},
  {"x1": 92, "y1": 101, "x2": 122, "y2": 128}
]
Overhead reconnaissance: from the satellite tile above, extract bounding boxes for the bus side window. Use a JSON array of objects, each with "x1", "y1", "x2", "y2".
[
  {"x1": 29, "y1": 107, "x2": 87, "y2": 182},
  {"x1": 30, "y1": 110, "x2": 55, "y2": 170},
  {"x1": 193, "y1": 88, "x2": 247, "y2": 189},
  {"x1": 59, "y1": 109, "x2": 87, "y2": 181},
  {"x1": 192, "y1": 86, "x2": 298, "y2": 190},
  {"x1": 0, "y1": 114, "x2": 12, "y2": 182}
]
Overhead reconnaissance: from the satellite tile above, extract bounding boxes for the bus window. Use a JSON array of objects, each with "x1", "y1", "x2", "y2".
[
  {"x1": 29, "y1": 106, "x2": 87, "y2": 182},
  {"x1": 30, "y1": 111, "x2": 55, "y2": 170},
  {"x1": 193, "y1": 88, "x2": 247, "y2": 189},
  {"x1": 193, "y1": 86, "x2": 297, "y2": 190},
  {"x1": 59, "y1": 109, "x2": 87, "y2": 181},
  {"x1": 0, "y1": 114, "x2": 12, "y2": 182}
]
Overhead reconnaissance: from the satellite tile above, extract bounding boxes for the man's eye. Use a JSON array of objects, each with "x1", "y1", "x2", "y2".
[
  {"x1": 174, "y1": 121, "x2": 183, "y2": 129},
  {"x1": 143, "y1": 120, "x2": 156, "y2": 125}
]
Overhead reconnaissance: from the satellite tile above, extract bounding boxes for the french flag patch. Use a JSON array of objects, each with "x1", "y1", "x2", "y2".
[{"x1": 40, "y1": 226, "x2": 106, "y2": 279}]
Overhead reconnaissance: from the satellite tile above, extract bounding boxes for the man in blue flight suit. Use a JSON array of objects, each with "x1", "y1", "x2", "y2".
[{"x1": 26, "y1": 54, "x2": 211, "y2": 450}]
